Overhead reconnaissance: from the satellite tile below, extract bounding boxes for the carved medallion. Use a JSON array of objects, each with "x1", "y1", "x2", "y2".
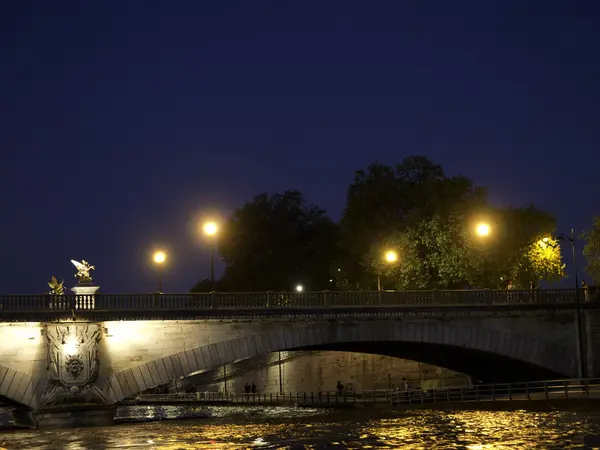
[
  {"x1": 65, "y1": 355, "x2": 85, "y2": 378},
  {"x1": 42, "y1": 324, "x2": 106, "y2": 408}
]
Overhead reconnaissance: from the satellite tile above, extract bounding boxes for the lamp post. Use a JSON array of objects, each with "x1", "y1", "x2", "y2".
[
  {"x1": 541, "y1": 230, "x2": 585, "y2": 378},
  {"x1": 152, "y1": 251, "x2": 166, "y2": 293},
  {"x1": 202, "y1": 221, "x2": 219, "y2": 289},
  {"x1": 378, "y1": 250, "x2": 398, "y2": 304},
  {"x1": 557, "y1": 229, "x2": 586, "y2": 378}
]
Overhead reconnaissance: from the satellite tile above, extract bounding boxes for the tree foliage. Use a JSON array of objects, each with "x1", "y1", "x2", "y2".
[
  {"x1": 363, "y1": 215, "x2": 474, "y2": 290},
  {"x1": 191, "y1": 156, "x2": 567, "y2": 292},
  {"x1": 215, "y1": 190, "x2": 338, "y2": 291},
  {"x1": 583, "y1": 217, "x2": 600, "y2": 283},
  {"x1": 478, "y1": 205, "x2": 565, "y2": 288},
  {"x1": 360, "y1": 194, "x2": 565, "y2": 290},
  {"x1": 340, "y1": 155, "x2": 486, "y2": 289}
]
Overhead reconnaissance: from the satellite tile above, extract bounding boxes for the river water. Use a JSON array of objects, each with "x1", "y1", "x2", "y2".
[{"x1": 2, "y1": 404, "x2": 600, "y2": 449}]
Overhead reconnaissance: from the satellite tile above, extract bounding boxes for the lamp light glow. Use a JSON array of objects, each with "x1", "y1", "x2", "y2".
[
  {"x1": 384, "y1": 250, "x2": 398, "y2": 263},
  {"x1": 476, "y1": 222, "x2": 491, "y2": 237},
  {"x1": 153, "y1": 251, "x2": 166, "y2": 264},
  {"x1": 203, "y1": 221, "x2": 219, "y2": 236}
]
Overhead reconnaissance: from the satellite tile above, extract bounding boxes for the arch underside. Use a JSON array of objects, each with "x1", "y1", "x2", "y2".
[
  {"x1": 294, "y1": 342, "x2": 563, "y2": 383},
  {"x1": 0, "y1": 366, "x2": 36, "y2": 409},
  {"x1": 105, "y1": 320, "x2": 577, "y2": 402}
]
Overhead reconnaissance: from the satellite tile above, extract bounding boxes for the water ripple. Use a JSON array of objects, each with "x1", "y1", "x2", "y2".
[{"x1": 1, "y1": 406, "x2": 600, "y2": 449}]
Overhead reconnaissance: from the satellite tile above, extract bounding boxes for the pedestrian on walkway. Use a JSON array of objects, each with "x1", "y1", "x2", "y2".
[{"x1": 582, "y1": 281, "x2": 590, "y2": 301}]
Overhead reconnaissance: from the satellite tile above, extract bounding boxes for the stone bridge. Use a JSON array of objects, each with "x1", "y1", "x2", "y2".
[{"x1": 0, "y1": 289, "x2": 597, "y2": 427}]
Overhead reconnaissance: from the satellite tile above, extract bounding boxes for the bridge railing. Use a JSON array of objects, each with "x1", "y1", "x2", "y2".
[{"x1": 0, "y1": 289, "x2": 581, "y2": 312}]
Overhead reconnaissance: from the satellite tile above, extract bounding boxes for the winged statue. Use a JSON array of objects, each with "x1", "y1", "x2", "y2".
[
  {"x1": 71, "y1": 259, "x2": 95, "y2": 284},
  {"x1": 48, "y1": 276, "x2": 65, "y2": 295}
]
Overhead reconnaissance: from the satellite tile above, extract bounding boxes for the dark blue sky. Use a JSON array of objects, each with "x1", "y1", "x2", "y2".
[{"x1": 2, "y1": 1, "x2": 599, "y2": 294}]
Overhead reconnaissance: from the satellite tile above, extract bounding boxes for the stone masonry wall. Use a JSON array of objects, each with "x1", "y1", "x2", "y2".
[{"x1": 187, "y1": 351, "x2": 468, "y2": 394}]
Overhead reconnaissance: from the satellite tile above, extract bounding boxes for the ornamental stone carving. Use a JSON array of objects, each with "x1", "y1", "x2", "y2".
[{"x1": 42, "y1": 324, "x2": 106, "y2": 408}]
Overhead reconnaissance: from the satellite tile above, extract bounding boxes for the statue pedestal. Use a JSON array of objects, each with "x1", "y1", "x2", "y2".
[{"x1": 71, "y1": 285, "x2": 99, "y2": 310}]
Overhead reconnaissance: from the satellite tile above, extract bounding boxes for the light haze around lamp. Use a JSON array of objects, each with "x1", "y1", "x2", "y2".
[
  {"x1": 202, "y1": 221, "x2": 219, "y2": 288},
  {"x1": 152, "y1": 250, "x2": 167, "y2": 293}
]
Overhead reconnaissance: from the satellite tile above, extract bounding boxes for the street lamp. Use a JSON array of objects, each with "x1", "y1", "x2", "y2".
[
  {"x1": 540, "y1": 230, "x2": 585, "y2": 378},
  {"x1": 378, "y1": 250, "x2": 398, "y2": 303},
  {"x1": 295, "y1": 284, "x2": 304, "y2": 292},
  {"x1": 152, "y1": 251, "x2": 167, "y2": 293},
  {"x1": 202, "y1": 221, "x2": 219, "y2": 288}
]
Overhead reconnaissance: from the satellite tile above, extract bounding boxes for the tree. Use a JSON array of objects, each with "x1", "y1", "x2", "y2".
[
  {"x1": 365, "y1": 215, "x2": 479, "y2": 290},
  {"x1": 190, "y1": 278, "x2": 215, "y2": 293},
  {"x1": 213, "y1": 190, "x2": 338, "y2": 291},
  {"x1": 583, "y1": 217, "x2": 600, "y2": 283},
  {"x1": 478, "y1": 205, "x2": 565, "y2": 288},
  {"x1": 363, "y1": 205, "x2": 566, "y2": 290},
  {"x1": 339, "y1": 155, "x2": 486, "y2": 289}
]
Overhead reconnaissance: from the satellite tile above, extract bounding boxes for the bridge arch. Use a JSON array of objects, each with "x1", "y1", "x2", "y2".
[
  {"x1": 104, "y1": 320, "x2": 577, "y2": 402},
  {"x1": 0, "y1": 364, "x2": 37, "y2": 409}
]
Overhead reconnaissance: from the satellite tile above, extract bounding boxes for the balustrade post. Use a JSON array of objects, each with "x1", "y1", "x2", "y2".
[
  {"x1": 266, "y1": 291, "x2": 272, "y2": 307},
  {"x1": 210, "y1": 291, "x2": 217, "y2": 308},
  {"x1": 323, "y1": 290, "x2": 328, "y2": 307},
  {"x1": 152, "y1": 292, "x2": 161, "y2": 309},
  {"x1": 585, "y1": 379, "x2": 590, "y2": 397}
]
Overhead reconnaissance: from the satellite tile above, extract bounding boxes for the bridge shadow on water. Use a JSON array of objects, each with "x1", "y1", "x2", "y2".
[{"x1": 293, "y1": 342, "x2": 562, "y2": 383}]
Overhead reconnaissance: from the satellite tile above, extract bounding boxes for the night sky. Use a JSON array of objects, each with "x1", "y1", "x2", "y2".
[{"x1": 2, "y1": 1, "x2": 599, "y2": 294}]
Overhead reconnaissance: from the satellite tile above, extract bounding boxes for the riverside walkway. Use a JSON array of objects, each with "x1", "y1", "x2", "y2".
[{"x1": 134, "y1": 378, "x2": 600, "y2": 408}]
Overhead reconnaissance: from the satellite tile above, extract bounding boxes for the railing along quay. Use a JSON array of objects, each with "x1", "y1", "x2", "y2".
[
  {"x1": 137, "y1": 390, "x2": 394, "y2": 405},
  {"x1": 135, "y1": 379, "x2": 600, "y2": 407},
  {"x1": 391, "y1": 378, "x2": 600, "y2": 407},
  {"x1": 0, "y1": 289, "x2": 587, "y2": 312}
]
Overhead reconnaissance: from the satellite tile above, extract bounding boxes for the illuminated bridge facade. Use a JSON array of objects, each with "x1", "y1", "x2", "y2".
[{"x1": 0, "y1": 288, "x2": 597, "y2": 427}]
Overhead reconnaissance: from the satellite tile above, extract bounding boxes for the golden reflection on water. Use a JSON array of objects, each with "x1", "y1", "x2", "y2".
[
  {"x1": 2, "y1": 406, "x2": 600, "y2": 449},
  {"x1": 357, "y1": 409, "x2": 600, "y2": 449}
]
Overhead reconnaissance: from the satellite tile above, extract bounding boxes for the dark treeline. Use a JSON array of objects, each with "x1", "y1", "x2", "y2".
[{"x1": 191, "y1": 155, "x2": 598, "y2": 292}]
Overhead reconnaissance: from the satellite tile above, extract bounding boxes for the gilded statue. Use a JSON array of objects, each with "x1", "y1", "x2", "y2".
[
  {"x1": 71, "y1": 259, "x2": 95, "y2": 284},
  {"x1": 48, "y1": 276, "x2": 65, "y2": 295}
]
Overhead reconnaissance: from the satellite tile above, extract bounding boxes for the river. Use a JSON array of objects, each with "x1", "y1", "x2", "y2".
[{"x1": 1, "y1": 404, "x2": 600, "y2": 449}]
